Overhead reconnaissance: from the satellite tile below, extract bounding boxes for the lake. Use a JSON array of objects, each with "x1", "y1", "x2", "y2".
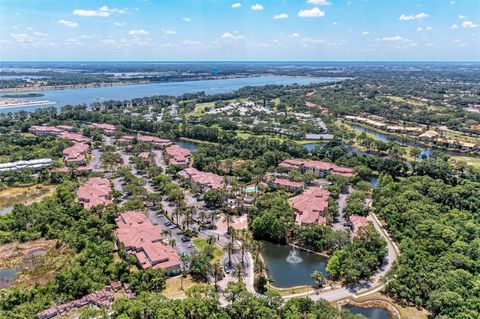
[
  {"x1": 344, "y1": 305, "x2": 392, "y2": 319},
  {"x1": 173, "y1": 139, "x2": 200, "y2": 152},
  {"x1": 0, "y1": 76, "x2": 339, "y2": 113},
  {"x1": 261, "y1": 241, "x2": 329, "y2": 288},
  {"x1": 0, "y1": 267, "x2": 18, "y2": 289}
]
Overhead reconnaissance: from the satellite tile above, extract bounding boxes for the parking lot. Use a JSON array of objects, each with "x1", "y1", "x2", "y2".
[{"x1": 148, "y1": 210, "x2": 198, "y2": 259}]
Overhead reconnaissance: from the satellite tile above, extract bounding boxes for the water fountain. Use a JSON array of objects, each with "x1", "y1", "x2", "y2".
[{"x1": 286, "y1": 247, "x2": 303, "y2": 264}]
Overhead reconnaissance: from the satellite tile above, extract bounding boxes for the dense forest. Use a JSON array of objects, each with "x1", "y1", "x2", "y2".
[{"x1": 373, "y1": 176, "x2": 480, "y2": 319}]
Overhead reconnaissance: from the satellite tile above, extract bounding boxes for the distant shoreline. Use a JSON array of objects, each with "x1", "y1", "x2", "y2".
[
  {"x1": 1, "y1": 93, "x2": 44, "y2": 98},
  {"x1": 0, "y1": 74, "x2": 339, "y2": 93}
]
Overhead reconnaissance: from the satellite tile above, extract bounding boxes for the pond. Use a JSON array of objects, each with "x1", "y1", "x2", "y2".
[
  {"x1": 0, "y1": 267, "x2": 18, "y2": 289},
  {"x1": 303, "y1": 143, "x2": 325, "y2": 151},
  {"x1": 0, "y1": 76, "x2": 340, "y2": 113},
  {"x1": 260, "y1": 241, "x2": 329, "y2": 288},
  {"x1": 343, "y1": 305, "x2": 392, "y2": 319},
  {"x1": 173, "y1": 139, "x2": 199, "y2": 152}
]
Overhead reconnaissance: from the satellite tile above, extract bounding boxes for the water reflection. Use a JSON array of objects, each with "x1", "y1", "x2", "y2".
[
  {"x1": 344, "y1": 306, "x2": 391, "y2": 319},
  {"x1": 261, "y1": 241, "x2": 328, "y2": 288}
]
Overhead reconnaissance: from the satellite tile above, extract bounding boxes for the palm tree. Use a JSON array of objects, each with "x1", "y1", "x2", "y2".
[
  {"x1": 239, "y1": 229, "x2": 252, "y2": 266},
  {"x1": 249, "y1": 240, "x2": 263, "y2": 264},
  {"x1": 162, "y1": 229, "x2": 171, "y2": 238},
  {"x1": 211, "y1": 262, "x2": 223, "y2": 291},
  {"x1": 232, "y1": 264, "x2": 246, "y2": 283},
  {"x1": 225, "y1": 241, "x2": 237, "y2": 269},
  {"x1": 210, "y1": 210, "x2": 219, "y2": 227}
]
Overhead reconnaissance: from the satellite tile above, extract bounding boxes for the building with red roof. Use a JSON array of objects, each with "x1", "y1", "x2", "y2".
[
  {"x1": 165, "y1": 144, "x2": 191, "y2": 167},
  {"x1": 179, "y1": 167, "x2": 224, "y2": 192},
  {"x1": 271, "y1": 178, "x2": 304, "y2": 193},
  {"x1": 279, "y1": 159, "x2": 355, "y2": 178},
  {"x1": 290, "y1": 187, "x2": 330, "y2": 226},
  {"x1": 115, "y1": 211, "x2": 181, "y2": 275},
  {"x1": 28, "y1": 125, "x2": 64, "y2": 136},
  {"x1": 63, "y1": 142, "x2": 89, "y2": 166},
  {"x1": 88, "y1": 123, "x2": 116, "y2": 135},
  {"x1": 349, "y1": 215, "x2": 370, "y2": 237},
  {"x1": 77, "y1": 177, "x2": 112, "y2": 209}
]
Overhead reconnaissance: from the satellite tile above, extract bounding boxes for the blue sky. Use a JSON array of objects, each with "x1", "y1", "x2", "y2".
[{"x1": 0, "y1": 0, "x2": 479, "y2": 61}]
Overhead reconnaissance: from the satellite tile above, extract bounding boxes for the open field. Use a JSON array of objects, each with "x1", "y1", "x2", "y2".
[
  {"x1": 268, "y1": 284, "x2": 313, "y2": 296},
  {"x1": 450, "y1": 155, "x2": 480, "y2": 168},
  {"x1": 192, "y1": 238, "x2": 223, "y2": 263},
  {"x1": 163, "y1": 275, "x2": 196, "y2": 297},
  {"x1": 0, "y1": 185, "x2": 57, "y2": 211},
  {"x1": 0, "y1": 239, "x2": 74, "y2": 287},
  {"x1": 189, "y1": 101, "x2": 215, "y2": 117}
]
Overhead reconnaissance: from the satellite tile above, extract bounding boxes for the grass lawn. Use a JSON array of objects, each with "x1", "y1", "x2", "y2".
[
  {"x1": 267, "y1": 284, "x2": 313, "y2": 296},
  {"x1": 236, "y1": 131, "x2": 287, "y2": 142},
  {"x1": 381, "y1": 96, "x2": 428, "y2": 107},
  {"x1": 189, "y1": 101, "x2": 215, "y2": 117},
  {"x1": 163, "y1": 275, "x2": 196, "y2": 297},
  {"x1": 192, "y1": 238, "x2": 223, "y2": 263},
  {"x1": 450, "y1": 155, "x2": 480, "y2": 168}
]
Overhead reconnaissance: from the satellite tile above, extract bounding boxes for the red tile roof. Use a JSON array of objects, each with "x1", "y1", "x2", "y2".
[
  {"x1": 290, "y1": 187, "x2": 330, "y2": 226},
  {"x1": 115, "y1": 211, "x2": 180, "y2": 270},
  {"x1": 273, "y1": 178, "x2": 304, "y2": 190},
  {"x1": 77, "y1": 177, "x2": 112, "y2": 209},
  {"x1": 88, "y1": 123, "x2": 116, "y2": 133},
  {"x1": 350, "y1": 214, "x2": 370, "y2": 237},
  {"x1": 279, "y1": 159, "x2": 355, "y2": 177},
  {"x1": 63, "y1": 143, "x2": 89, "y2": 164},
  {"x1": 165, "y1": 145, "x2": 191, "y2": 166},
  {"x1": 180, "y1": 167, "x2": 224, "y2": 190}
]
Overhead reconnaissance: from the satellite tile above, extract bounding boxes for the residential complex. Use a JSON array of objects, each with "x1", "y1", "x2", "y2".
[
  {"x1": 88, "y1": 123, "x2": 116, "y2": 135},
  {"x1": 179, "y1": 167, "x2": 224, "y2": 192},
  {"x1": 115, "y1": 211, "x2": 181, "y2": 275},
  {"x1": 165, "y1": 144, "x2": 191, "y2": 167},
  {"x1": 76, "y1": 177, "x2": 112, "y2": 209},
  {"x1": 279, "y1": 159, "x2": 356, "y2": 178},
  {"x1": 290, "y1": 187, "x2": 330, "y2": 226}
]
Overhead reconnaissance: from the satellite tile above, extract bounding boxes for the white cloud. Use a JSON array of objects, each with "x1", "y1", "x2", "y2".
[
  {"x1": 362, "y1": 31, "x2": 369, "y2": 35},
  {"x1": 273, "y1": 13, "x2": 288, "y2": 19},
  {"x1": 399, "y1": 12, "x2": 429, "y2": 21},
  {"x1": 231, "y1": 2, "x2": 241, "y2": 9},
  {"x1": 114, "y1": 22, "x2": 125, "y2": 26},
  {"x1": 79, "y1": 34, "x2": 97, "y2": 39},
  {"x1": 417, "y1": 27, "x2": 422, "y2": 32},
  {"x1": 65, "y1": 38, "x2": 82, "y2": 45},
  {"x1": 451, "y1": 24, "x2": 458, "y2": 30},
  {"x1": 10, "y1": 33, "x2": 32, "y2": 43},
  {"x1": 102, "y1": 38, "x2": 116, "y2": 45},
  {"x1": 57, "y1": 19, "x2": 79, "y2": 28},
  {"x1": 73, "y1": 6, "x2": 125, "y2": 17},
  {"x1": 33, "y1": 31, "x2": 49, "y2": 37},
  {"x1": 182, "y1": 17, "x2": 191, "y2": 22},
  {"x1": 26, "y1": 27, "x2": 33, "y2": 31},
  {"x1": 291, "y1": 33, "x2": 300, "y2": 37},
  {"x1": 128, "y1": 29, "x2": 149, "y2": 35},
  {"x1": 162, "y1": 28, "x2": 176, "y2": 35},
  {"x1": 426, "y1": 43, "x2": 434, "y2": 47},
  {"x1": 221, "y1": 32, "x2": 245, "y2": 39},
  {"x1": 306, "y1": 0, "x2": 330, "y2": 5},
  {"x1": 425, "y1": 26, "x2": 432, "y2": 31},
  {"x1": 251, "y1": 3, "x2": 263, "y2": 10},
  {"x1": 458, "y1": 15, "x2": 466, "y2": 20},
  {"x1": 298, "y1": 7, "x2": 325, "y2": 18},
  {"x1": 462, "y1": 21, "x2": 478, "y2": 28},
  {"x1": 381, "y1": 35, "x2": 404, "y2": 41},
  {"x1": 183, "y1": 39, "x2": 202, "y2": 45}
]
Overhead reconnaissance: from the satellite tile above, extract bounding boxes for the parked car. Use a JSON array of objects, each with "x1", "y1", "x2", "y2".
[
  {"x1": 169, "y1": 225, "x2": 177, "y2": 229},
  {"x1": 164, "y1": 221, "x2": 172, "y2": 227},
  {"x1": 181, "y1": 236, "x2": 191, "y2": 242}
]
